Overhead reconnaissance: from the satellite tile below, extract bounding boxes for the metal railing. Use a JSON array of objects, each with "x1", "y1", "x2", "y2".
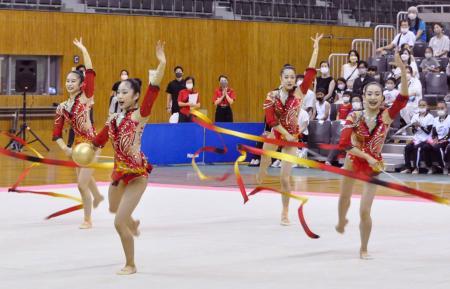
[
  {"x1": 374, "y1": 25, "x2": 396, "y2": 50},
  {"x1": 328, "y1": 53, "x2": 348, "y2": 80},
  {"x1": 351, "y1": 38, "x2": 374, "y2": 61}
]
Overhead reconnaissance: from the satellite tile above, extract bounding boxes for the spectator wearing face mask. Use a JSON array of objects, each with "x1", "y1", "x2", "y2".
[
  {"x1": 400, "y1": 66, "x2": 422, "y2": 124},
  {"x1": 166, "y1": 66, "x2": 186, "y2": 116},
  {"x1": 351, "y1": 95, "x2": 363, "y2": 112},
  {"x1": 316, "y1": 61, "x2": 336, "y2": 103},
  {"x1": 429, "y1": 23, "x2": 450, "y2": 59},
  {"x1": 420, "y1": 47, "x2": 441, "y2": 73},
  {"x1": 391, "y1": 48, "x2": 419, "y2": 80},
  {"x1": 377, "y1": 20, "x2": 416, "y2": 53},
  {"x1": 297, "y1": 74, "x2": 316, "y2": 120},
  {"x1": 352, "y1": 61, "x2": 375, "y2": 96},
  {"x1": 383, "y1": 77, "x2": 399, "y2": 107},
  {"x1": 407, "y1": 6, "x2": 427, "y2": 42},
  {"x1": 314, "y1": 88, "x2": 330, "y2": 121},
  {"x1": 337, "y1": 91, "x2": 352, "y2": 120},
  {"x1": 213, "y1": 75, "x2": 236, "y2": 122},
  {"x1": 109, "y1": 69, "x2": 129, "y2": 115},
  {"x1": 334, "y1": 77, "x2": 347, "y2": 104},
  {"x1": 401, "y1": 100, "x2": 434, "y2": 174},
  {"x1": 367, "y1": 66, "x2": 383, "y2": 85},
  {"x1": 341, "y1": 50, "x2": 360, "y2": 89},
  {"x1": 423, "y1": 101, "x2": 450, "y2": 175},
  {"x1": 178, "y1": 76, "x2": 200, "y2": 123}
]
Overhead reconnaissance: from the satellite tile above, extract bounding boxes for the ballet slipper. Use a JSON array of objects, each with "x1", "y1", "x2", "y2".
[
  {"x1": 116, "y1": 266, "x2": 137, "y2": 275},
  {"x1": 280, "y1": 211, "x2": 291, "y2": 226},
  {"x1": 79, "y1": 220, "x2": 92, "y2": 229},
  {"x1": 360, "y1": 250, "x2": 373, "y2": 260}
]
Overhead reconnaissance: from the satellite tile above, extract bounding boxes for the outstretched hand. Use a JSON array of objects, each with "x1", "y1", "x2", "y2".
[
  {"x1": 155, "y1": 40, "x2": 166, "y2": 63},
  {"x1": 311, "y1": 33, "x2": 324, "y2": 49},
  {"x1": 73, "y1": 37, "x2": 86, "y2": 51}
]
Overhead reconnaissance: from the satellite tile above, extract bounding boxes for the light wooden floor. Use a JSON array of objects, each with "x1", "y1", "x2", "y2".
[{"x1": 1, "y1": 130, "x2": 449, "y2": 200}]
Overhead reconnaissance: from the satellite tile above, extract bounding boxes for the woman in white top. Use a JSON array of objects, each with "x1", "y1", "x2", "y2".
[
  {"x1": 341, "y1": 50, "x2": 360, "y2": 89},
  {"x1": 429, "y1": 23, "x2": 450, "y2": 58},
  {"x1": 400, "y1": 66, "x2": 422, "y2": 124},
  {"x1": 314, "y1": 87, "x2": 331, "y2": 121},
  {"x1": 401, "y1": 100, "x2": 434, "y2": 174},
  {"x1": 393, "y1": 48, "x2": 419, "y2": 79}
]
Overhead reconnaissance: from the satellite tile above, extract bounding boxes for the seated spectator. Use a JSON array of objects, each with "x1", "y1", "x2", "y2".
[
  {"x1": 333, "y1": 77, "x2": 347, "y2": 104},
  {"x1": 377, "y1": 20, "x2": 416, "y2": 53},
  {"x1": 420, "y1": 47, "x2": 441, "y2": 73},
  {"x1": 423, "y1": 101, "x2": 450, "y2": 174},
  {"x1": 383, "y1": 77, "x2": 399, "y2": 107},
  {"x1": 408, "y1": 6, "x2": 427, "y2": 42},
  {"x1": 352, "y1": 61, "x2": 375, "y2": 96},
  {"x1": 401, "y1": 100, "x2": 434, "y2": 174},
  {"x1": 337, "y1": 91, "x2": 352, "y2": 120},
  {"x1": 393, "y1": 48, "x2": 419, "y2": 79},
  {"x1": 317, "y1": 61, "x2": 336, "y2": 103},
  {"x1": 314, "y1": 88, "x2": 330, "y2": 121},
  {"x1": 213, "y1": 75, "x2": 236, "y2": 122},
  {"x1": 297, "y1": 74, "x2": 316, "y2": 120},
  {"x1": 351, "y1": 94, "x2": 363, "y2": 112},
  {"x1": 341, "y1": 50, "x2": 360, "y2": 89},
  {"x1": 429, "y1": 23, "x2": 450, "y2": 58},
  {"x1": 400, "y1": 66, "x2": 422, "y2": 124},
  {"x1": 178, "y1": 76, "x2": 200, "y2": 122},
  {"x1": 367, "y1": 65, "x2": 382, "y2": 84}
]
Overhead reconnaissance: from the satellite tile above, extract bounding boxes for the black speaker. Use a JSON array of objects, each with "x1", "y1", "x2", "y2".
[{"x1": 15, "y1": 60, "x2": 37, "y2": 93}]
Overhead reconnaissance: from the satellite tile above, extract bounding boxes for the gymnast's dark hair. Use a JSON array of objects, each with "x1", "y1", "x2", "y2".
[
  {"x1": 122, "y1": 78, "x2": 142, "y2": 95},
  {"x1": 69, "y1": 70, "x2": 85, "y2": 84},
  {"x1": 280, "y1": 65, "x2": 296, "y2": 76}
]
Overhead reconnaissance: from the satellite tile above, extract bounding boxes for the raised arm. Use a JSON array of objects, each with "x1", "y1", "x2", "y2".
[
  {"x1": 308, "y1": 33, "x2": 323, "y2": 68},
  {"x1": 73, "y1": 38, "x2": 95, "y2": 98},
  {"x1": 387, "y1": 52, "x2": 409, "y2": 120},
  {"x1": 73, "y1": 38, "x2": 93, "y2": 69},
  {"x1": 139, "y1": 41, "x2": 166, "y2": 119}
]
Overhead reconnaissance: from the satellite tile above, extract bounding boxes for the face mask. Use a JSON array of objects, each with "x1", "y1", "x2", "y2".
[
  {"x1": 320, "y1": 67, "x2": 329, "y2": 74},
  {"x1": 175, "y1": 72, "x2": 183, "y2": 78},
  {"x1": 120, "y1": 74, "x2": 128, "y2": 81},
  {"x1": 352, "y1": 102, "x2": 362, "y2": 110},
  {"x1": 401, "y1": 54, "x2": 410, "y2": 61},
  {"x1": 317, "y1": 96, "x2": 324, "y2": 102},
  {"x1": 386, "y1": 84, "x2": 395, "y2": 90},
  {"x1": 186, "y1": 83, "x2": 193, "y2": 90},
  {"x1": 437, "y1": 110, "x2": 447, "y2": 117},
  {"x1": 349, "y1": 56, "x2": 357, "y2": 63},
  {"x1": 401, "y1": 27, "x2": 409, "y2": 34},
  {"x1": 343, "y1": 96, "x2": 350, "y2": 103},
  {"x1": 338, "y1": 84, "x2": 345, "y2": 90},
  {"x1": 418, "y1": 108, "x2": 427, "y2": 114},
  {"x1": 425, "y1": 53, "x2": 432, "y2": 59},
  {"x1": 359, "y1": 68, "x2": 367, "y2": 75},
  {"x1": 408, "y1": 13, "x2": 417, "y2": 20},
  {"x1": 296, "y1": 80, "x2": 303, "y2": 87}
]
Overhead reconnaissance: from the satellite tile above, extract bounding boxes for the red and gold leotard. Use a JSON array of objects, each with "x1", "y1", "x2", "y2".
[
  {"x1": 52, "y1": 69, "x2": 96, "y2": 145},
  {"x1": 339, "y1": 94, "x2": 409, "y2": 175},
  {"x1": 264, "y1": 68, "x2": 316, "y2": 140},
  {"x1": 93, "y1": 85, "x2": 160, "y2": 185}
]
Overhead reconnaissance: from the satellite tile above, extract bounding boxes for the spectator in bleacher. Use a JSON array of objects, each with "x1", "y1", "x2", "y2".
[
  {"x1": 376, "y1": 20, "x2": 416, "y2": 54},
  {"x1": 367, "y1": 65, "x2": 382, "y2": 84},
  {"x1": 401, "y1": 100, "x2": 434, "y2": 174},
  {"x1": 400, "y1": 66, "x2": 422, "y2": 124},
  {"x1": 213, "y1": 75, "x2": 235, "y2": 122},
  {"x1": 407, "y1": 6, "x2": 427, "y2": 42},
  {"x1": 341, "y1": 50, "x2": 360, "y2": 89},
  {"x1": 420, "y1": 47, "x2": 441, "y2": 73},
  {"x1": 314, "y1": 87, "x2": 330, "y2": 121},
  {"x1": 297, "y1": 74, "x2": 316, "y2": 120},
  {"x1": 352, "y1": 61, "x2": 375, "y2": 96},
  {"x1": 383, "y1": 77, "x2": 399, "y2": 107},
  {"x1": 178, "y1": 76, "x2": 200, "y2": 122},
  {"x1": 423, "y1": 101, "x2": 450, "y2": 174},
  {"x1": 333, "y1": 77, "x2": 347, "y2": 104},
  {"x1": 429, "y1": 23, "x2": 450, "y2": 59},
  {"x1": 351, "y1": 94, "x2": 363, "y2": 112},
  {"x1": 337, "y1": 91, "x2": 353, "y2": 120},
  {"x1": 166, "y1": 66, "x2": 186, "y2": 117},
  {"x1": 317, "y1": 61, "x2": 336, "y2": 103},
  {"x1": 109, "y1": 69, "x2": 129, "y2": 115},
  {"x1": 391, "y1": 48, "x2": 419, "y2": 79}
]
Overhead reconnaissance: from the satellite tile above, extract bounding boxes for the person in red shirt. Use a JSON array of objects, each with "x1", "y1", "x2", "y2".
[
  {"x1": 93, "y1": 41, "x2": 166, "y2": 275},
  {"x1": 256, "y1": 33, "x2": 323, "y2": 226},
  {"x1": 336, "y1": 53, "x2": 409, "y2": 259},
  {"x1": 213, "y1": 75, "x2": 236, "y2": 122},
  {"x1": 177, "y1": 76, "x2": 200, "y2": 122},
  {"x1": 52, "y1": 38, "x2": 103, "y2": 229},
  {"x1": 337, "y1": 91, "x2": 353, "y2": 120}
]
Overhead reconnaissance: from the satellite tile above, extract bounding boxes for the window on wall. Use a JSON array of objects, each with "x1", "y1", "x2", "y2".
[{"x1": 0, "y1": 55, "x2": 61, "y2": 95}]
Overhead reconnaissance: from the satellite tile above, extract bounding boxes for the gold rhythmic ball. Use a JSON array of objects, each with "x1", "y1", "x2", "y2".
[{"x1": 72, "y1": 143, "x2": 95, "y2": 166}]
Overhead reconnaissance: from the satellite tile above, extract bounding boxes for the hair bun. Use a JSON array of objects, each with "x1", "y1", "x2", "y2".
[{"x1": 132, "y1": 78, "x2": 142, "y2": 88}]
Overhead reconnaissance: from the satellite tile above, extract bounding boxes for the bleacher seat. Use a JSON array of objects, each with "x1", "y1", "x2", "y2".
[
  {"x1": 369, "y1": 56, "x2": 387, "y2": 73},
  {"x1": 425, "y1": 72, "x2": 448, "y2": 95},
  {"x1": 330, "y1": 120, "x2": 343, "y2": 143},
  {"x1": 413, "y1": 42, "x2": 427, "y2": 58},
  {"x1": 330, "y1": 103, "x2": 338, "y2": 121},
  {"x1": 142, "y1": 0, "x2": 150, "y2": 9},
  {"x1": 195, "y1": 0, "x2": 202, "y2": 13},
  {"x1": 153, "y1": 0, "x2": 163, "y2": 11},
  {"x1": 121, "y1": 0, "x2": 130, "y2": 9},
  {"x1": 183, "y1": 0, "x2": 193, "y2": 12},
  {"x1": 308, "y1": 120, "x2": 331, "y2": 145},
  {"x1": 204, "y1": 0, "x2": 212, "y2": 13},
  {"x1": 131, "y1": 0, "x2": 141, "y2": 10},
  {"x1": 436, "y1": 57, "x2": 449, "y2": 71}
]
